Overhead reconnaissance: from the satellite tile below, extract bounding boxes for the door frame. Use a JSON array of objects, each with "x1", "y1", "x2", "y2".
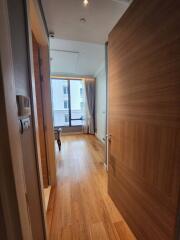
[
  {"x1": 26, "y1": 0, "x2": 55, "y2": 237},
  {"x1": 29, "y1": 0, "x2": 57, "y2": 187},
  {"x1": 105, "y1": 41, "x2": 109, "y2": 171}
]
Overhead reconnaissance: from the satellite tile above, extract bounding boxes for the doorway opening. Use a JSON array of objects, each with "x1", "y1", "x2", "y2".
[{"x1": 45, "y1": 39, "x2": 122, "y2": 240}]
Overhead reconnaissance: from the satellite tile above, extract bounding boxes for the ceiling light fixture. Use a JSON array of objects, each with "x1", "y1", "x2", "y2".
[
  {"x1": 80, "y1": 17, "x2": 87, "y2": 23},
  {"x1": 83, "y1": 0, "x2": 89, "y2": 7},
  {"x1": 49, "y1": 31, "x2": 55, "y2": 38}
]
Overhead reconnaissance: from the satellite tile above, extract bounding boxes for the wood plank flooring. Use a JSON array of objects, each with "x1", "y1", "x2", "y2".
[{"x1": 47, "y1": 135, "x2": 136, "y2": 240}]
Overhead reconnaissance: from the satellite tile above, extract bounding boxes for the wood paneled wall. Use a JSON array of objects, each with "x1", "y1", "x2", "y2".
[{"x1": 108, "y1": 1, "x2": 180, "y2": 240}]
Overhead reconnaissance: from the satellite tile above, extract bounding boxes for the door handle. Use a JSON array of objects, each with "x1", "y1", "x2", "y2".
[{"x1": 106, "y1": 134, "x2": 112, "y2": 142}]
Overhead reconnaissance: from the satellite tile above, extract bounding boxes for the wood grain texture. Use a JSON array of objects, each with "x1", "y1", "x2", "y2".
[
  {"x1": 32, "y1": 34, "x2": 49, "y2": 187},
  {"x1": 108, "y1": 1, "x2": 180, "y2": 240},
  {"x1": 0, "y1": 0, "x2": 33, "y2": 239},
  {"x1": 29, "y1": 0, "x2": 48, "y2": 46},
  {"x1": 0, "y1": 199, "x2": 7, "y2": 239},
  {"x1": 47, "y1": 135, "x2": 136, "y2": 240},
  {"x1": 40, "y1": 46, "x2": 57, "y2": 186}
]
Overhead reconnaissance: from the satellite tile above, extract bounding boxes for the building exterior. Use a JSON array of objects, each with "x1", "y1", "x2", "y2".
[{"x1": 51, "y1": 79, "x2": 84, "y2": 127}]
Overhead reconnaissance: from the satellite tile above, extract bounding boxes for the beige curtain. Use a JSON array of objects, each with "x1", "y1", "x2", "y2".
[{"x1": 82, "y1": 78, "x2": 95, "y2": 134}]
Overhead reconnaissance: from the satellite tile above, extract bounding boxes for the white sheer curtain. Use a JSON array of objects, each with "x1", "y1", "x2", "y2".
[{"x1": 82, "y1": 78, "x2": 95, "y2": 134}]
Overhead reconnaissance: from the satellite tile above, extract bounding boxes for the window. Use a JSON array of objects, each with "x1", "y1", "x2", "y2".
[
  {"x1": 80, "y1": 87, "x2": 83, "y2": 97},
  {"x1": 51, "y1": 79, "x2": 85, "y2": 127},
  {"x1": 70, "y1": 80, "x2": 84, "y2": 126},
  {"x1": 80, "y1": 102, "x2": 84, "y2": 110},
  {"x1": 64, "y1": 114, "x2": 69, "y2": 122},
  {"x1": 64, "y1": 100, "x2": 68, "y2": 109},
  {"x1": 63, "y1": 86, "x2": 68, "y2": 94},
  {"x1": 51, "y1": 79, "x2": 69, "y2": 127}
]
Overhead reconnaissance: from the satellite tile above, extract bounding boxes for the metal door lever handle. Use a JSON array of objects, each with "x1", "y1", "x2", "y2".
[{"x1": 106, "y1": 134, "x2": 112, "y2": 142}]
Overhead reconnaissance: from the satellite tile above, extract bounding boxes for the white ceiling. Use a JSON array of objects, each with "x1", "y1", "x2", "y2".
[
  {"x1": 42, "y1": 0, "x2": 131, "y2": 43},
  {"x1": 50, "y1": 38, "x2": 105, "y2": 76}
]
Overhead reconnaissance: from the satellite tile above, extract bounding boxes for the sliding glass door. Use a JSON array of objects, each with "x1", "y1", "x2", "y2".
[{"x1": 51, "y1": 78, "x2": 84, "y2": 128}]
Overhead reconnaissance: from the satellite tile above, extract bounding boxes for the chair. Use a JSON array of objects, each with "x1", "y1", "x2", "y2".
[{"x1": 54, "y1": 128, "x2": 62, "y2": 151}]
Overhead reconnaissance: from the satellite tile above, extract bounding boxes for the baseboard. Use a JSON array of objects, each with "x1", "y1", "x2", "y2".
[
  {"x1": 61, "y1": 132, "x2": 83, "y2": 136},
  {"x1": 95, "y1": 133, "x2": 106, "y2": 145}
]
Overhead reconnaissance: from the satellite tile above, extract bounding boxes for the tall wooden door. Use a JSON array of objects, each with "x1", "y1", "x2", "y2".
[
  {"x1": 108, "y1": 1, "x2": 180, "y2": 240},
  {"x1": 32, "y1": 34, "x2": 49, "y2": 187}
]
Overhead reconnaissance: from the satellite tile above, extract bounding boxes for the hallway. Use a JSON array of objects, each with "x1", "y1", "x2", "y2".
[{"x1": 47, "y1": 135, "x2": 135, "y2": 240}]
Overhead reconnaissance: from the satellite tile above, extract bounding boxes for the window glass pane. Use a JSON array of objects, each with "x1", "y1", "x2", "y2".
[
  {"x1": 80, "y1": 87, "x2": 83, "y2": 97},
  {"x1": 64, "y1": 113, "x2": 69, "y2": 122},
  {"x1": 70, "y1": 80, "x2": 84, "y2": 126},
  {"x1": 51, "y1": 79, "x2": 69, "y2": 126},
  {"x1": 64, "y1": 100, "x2": 69, "y2": 109},
  {"x1": 63, "y1": 86, "x2": 68, "y2": 94}
]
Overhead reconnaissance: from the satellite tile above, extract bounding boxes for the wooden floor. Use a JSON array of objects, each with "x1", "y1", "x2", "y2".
[{"x1": 47, "y1": 135, "x2": 136, "y2": 240}]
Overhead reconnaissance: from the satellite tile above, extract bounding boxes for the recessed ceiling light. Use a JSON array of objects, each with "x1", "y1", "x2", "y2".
[
  {"x1": 83, "y1": 0, "x2": 89, "y2": 7},
  {"x1": 80, "y1": 18, "x2": 87, "y2": 23},
  {"x1": 49, "y1": 31, "x2": 55, "y2": 38}
]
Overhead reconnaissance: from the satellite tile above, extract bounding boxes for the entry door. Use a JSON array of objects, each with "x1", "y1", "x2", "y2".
[{"x1": 107, "y1": 1, "x2": 180, "y2": 240}]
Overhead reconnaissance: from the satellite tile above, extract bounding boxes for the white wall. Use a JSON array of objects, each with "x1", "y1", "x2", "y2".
[{"x1": 95, "y1": 62, "x2": 107, "y2": 143}]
